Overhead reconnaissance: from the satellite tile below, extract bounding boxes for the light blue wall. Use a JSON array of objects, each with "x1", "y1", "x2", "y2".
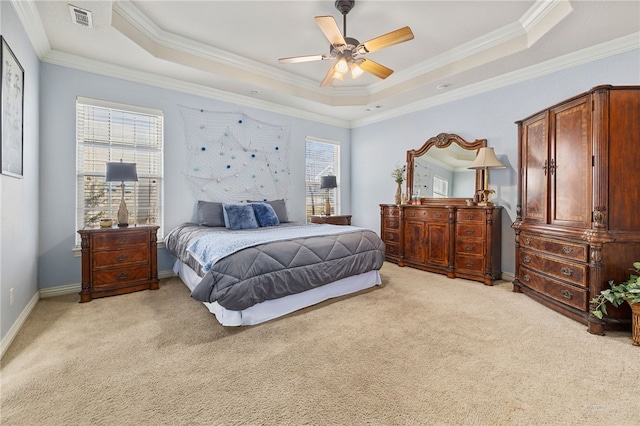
[
  {"x1": 351, "y1": 49, "x2": 640, "y2": 276},
  {"x1": 0, "y1": 2, "x2": 40, "y2": 341},
  {"x1": 38, "y1": 64, "x2": 351, "y2": 289}
]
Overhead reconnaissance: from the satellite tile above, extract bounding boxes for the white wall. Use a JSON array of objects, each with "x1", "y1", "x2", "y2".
[
  {"x1": 0, "y1": 2, "x2": 40, "y2": 342},
  {"x1": 38, "y1": 63, "x2": 351, "y2": 290},
  {"x1": 351, "y1": 49, "x2": 640, "y2": 275}
]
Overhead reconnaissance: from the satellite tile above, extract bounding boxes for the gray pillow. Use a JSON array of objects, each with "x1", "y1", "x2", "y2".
[
  {"x1": 196, "y1": 201, "x2": 225, "y2": 227},
  {"x1": 247, "y1": 199, "x2": 289, "y2": 223}
]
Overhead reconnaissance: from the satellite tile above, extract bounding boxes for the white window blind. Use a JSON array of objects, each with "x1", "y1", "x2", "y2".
[
  {"x1": 76, "y1": 97, "x2": 164, "y2": 240},
  {"x1": 305, "y1": 138, "x2": 340, "y2": 220}
]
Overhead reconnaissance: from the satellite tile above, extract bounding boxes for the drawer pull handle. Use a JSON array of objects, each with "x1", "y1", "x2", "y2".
[
  {"x1": 561, "y1": 267, "x2": 573, "y2": 277},
  {"x1": 465, "y1": 245, "x2": 474, "y2": 251},
  {"x1": 524, "y1": 238, "x2": 531, "y2": 245},
  {"x1": 467, "y1": 214, "x2": 474, "y2": 220},
  {"x1": 466, "y1": 261, "x2": 474, "y2": 267},
  {"x1": 435, "y1": 213, "x2": 442, "y2": 218},
  {"x1": 388, "y1": 234, "x2": 396, "y2": 241},
  {"x1": 465, "y1": 229, "x2": 475, "y2": 235},
  {"x1": 523, "y1": 255, "x2": 531, "y2": 263},
  {"x1": 409, "y1": 212, "x2": 416, "y2": 217},
  {"x1": 389, "y1": 221, "x2": 398, "y2": 227},
  {"x1": 117, "y1": 272, "x2": 128, "y2": 281},
  {"x1": 561, "y1": 289, "x2": 572, "y2": 300},
  {"x1": 563, "y1": 247, "x2": 573, "y2": 254},
  {"x1": 116, "y1": 254, "x2": 129, "y2": 262},
  {"x1": 523, "y1": 274, "x2": 531, "y2": 282}
]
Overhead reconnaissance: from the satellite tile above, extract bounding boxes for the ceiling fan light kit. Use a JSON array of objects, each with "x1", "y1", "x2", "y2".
[{"x1": 278, "y1": 0, "x2": 414, "y2": 87}]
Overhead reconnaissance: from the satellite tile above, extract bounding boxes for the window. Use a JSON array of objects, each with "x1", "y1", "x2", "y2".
[
  {"x1": 305, "y1": 138, "x2": 340, "y2": 220},
  {"x1": 76, "y1": 97, "x2": 164, "y2": 241},
  {"x1": 433, "y1": 175, "x2": 449, "y2": 198}
]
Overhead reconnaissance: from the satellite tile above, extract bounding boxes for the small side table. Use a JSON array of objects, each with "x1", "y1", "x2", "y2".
[{"x1": 310, "y1": 215, "x2": 352, "y2": 226}]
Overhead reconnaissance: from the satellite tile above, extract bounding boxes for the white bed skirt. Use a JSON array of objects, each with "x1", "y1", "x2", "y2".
[{"x1": 172, "y1": 260, "x2": 382, "y2": 326}]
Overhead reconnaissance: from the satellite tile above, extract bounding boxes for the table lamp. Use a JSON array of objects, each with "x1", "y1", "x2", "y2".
[
  {"x1": 320, "y1": 175, "x2": 337, "y2": 216},
  {"x1": 106, "y1": 160, "x2": 138, "y2": 227},
  {"x1": 467, "y1": 147, "x2": 505, "y2": 206}
]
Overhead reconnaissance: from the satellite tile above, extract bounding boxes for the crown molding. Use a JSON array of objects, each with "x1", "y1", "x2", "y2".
[
  {"x1": 353, "y1": 32, "x2": 640, "y2": 128},
  {"x1": 11, "y1": 0, "x2": 51, "y2": 58},
  {"x1": 42, "y1": 50, "x2": 351, "y2": 128}
]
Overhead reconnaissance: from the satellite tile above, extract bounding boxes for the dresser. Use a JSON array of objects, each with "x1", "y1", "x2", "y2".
[
  {"x1": 512, "y1": 85, "x2": 640, "y2": 334},
  {"x1": 380, "y1": 203, "x2": 502, "y2": 285},
  {"x1": 78, "y1": 226, "x2": 159, "y2": 302}
]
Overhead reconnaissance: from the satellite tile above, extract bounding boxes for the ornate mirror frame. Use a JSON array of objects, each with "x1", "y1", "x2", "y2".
[{"x1": 406, "y1": 132, "x2": 486, "y2": 204}]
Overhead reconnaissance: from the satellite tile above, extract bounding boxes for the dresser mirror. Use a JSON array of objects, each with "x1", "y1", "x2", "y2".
[{"x1": 406, "y1": 133, "x2": 486, "y2": 201}]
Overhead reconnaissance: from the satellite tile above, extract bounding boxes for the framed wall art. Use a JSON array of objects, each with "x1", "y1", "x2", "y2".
[{"x1": 1, "y1": 36, "x2": 25, "y2": 178}]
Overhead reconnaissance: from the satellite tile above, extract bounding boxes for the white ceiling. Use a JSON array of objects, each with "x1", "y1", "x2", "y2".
[{"x1": 16, "y1": 0, "x2": 640, "y2": 127}]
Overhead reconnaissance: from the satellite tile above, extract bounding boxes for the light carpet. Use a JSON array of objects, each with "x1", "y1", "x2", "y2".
[{"x1": 1, "y1": 262, "x2": 638, "y2": 425}]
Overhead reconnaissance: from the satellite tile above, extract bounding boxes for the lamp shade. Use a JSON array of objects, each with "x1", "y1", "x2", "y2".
[
  {"x1": 106, "y1": 161, "x2": 138, "y2": 182},
  {"x1": 320, "y1": 175, "x2": 337, "y2": 189},
  {"x1": 468, "y1": 147, "x2": 506, "y2": 170}
]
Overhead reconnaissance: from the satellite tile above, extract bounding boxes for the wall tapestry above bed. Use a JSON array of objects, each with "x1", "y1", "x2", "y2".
[{"x1": 178, "y1": 106, "x2": 290, "y2": 203}]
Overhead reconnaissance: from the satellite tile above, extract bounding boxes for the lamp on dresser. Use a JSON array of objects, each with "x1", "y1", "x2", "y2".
[
  {"x1": 106, "y1": 159, "x2": 138, "y2": 227},
  {"x1": 468, "y1": 147, "x2": 505, "y2": 206},
  {"x1": 320, "y1": 175, "x2": 337, "y2": 216}
]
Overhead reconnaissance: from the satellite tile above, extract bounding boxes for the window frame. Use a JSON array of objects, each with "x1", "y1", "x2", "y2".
[
  {"x1": 75, "y1": 97, "x2": 164, "y2": 244},
  {"x1": 305, "y1": 137, "x2": 341, "y2": 220}
]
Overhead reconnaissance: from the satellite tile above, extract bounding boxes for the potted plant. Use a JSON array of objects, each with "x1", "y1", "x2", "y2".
[
  {"x1": 391, "y1": 164, "x2": 406, "y2": 205},
  {"x1": 590, "y1": 262, "x2": 640, "y2": 346}
]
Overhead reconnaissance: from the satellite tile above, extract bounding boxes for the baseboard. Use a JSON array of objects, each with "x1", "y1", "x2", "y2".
[
  {"x1": 39, "y1": 269, "x2": 177, "y2": 298},
  {"x1": 1, "y1": 291, "x2": 39, "y2": 360},
  {"x1": 501, "y1": 272, "x2": 515, "y2": 282}
]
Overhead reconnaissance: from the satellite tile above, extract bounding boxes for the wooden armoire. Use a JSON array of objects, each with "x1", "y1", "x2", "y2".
[{"x1": 512, "y1": 85, "x2": 640, "y2": 335}]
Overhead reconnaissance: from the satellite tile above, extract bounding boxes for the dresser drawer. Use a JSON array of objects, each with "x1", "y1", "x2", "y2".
[
  {"x1": 455, "y1": 240, "x2": 485, "y2": 256},
  {"x1": 383, "y1": 230, "x2": 400, "y2": 244},
  {"x1": 93, "y1": 247, "x2": 149, "y2": 268},
  {"x1": 384, "y1": 217, "x2": 400, "y2": 230},
  {"x1": 456, "y1": 210, "x2": 484, "y2": 222},
  {"x1": 385, "y1": 243, "x2": 400, "y2": 257},
  {"x1": 405, "y1": 208, "x2": 448, "y2": 221},
  {"x1": 520, "y1": 233, "x2": 588, "y2": 262},
  {"x1": 383, "y1": 207, "x2": 400, "y2": 217},
  {"x1": 92, "y1": 231, "x2": 150, "y2": 250},
  {"x1": 520, "y1": 267, "x2": 588, "y2": 311},
  {"x1": 455, "y1": 254, "x2": 485, "y2": 273},
  {"x1": 93, "y1": 265, "x2": 151, "y2": 288},
  {"x1": 520, "y1": 249, "x2": 587, "y2": 287},
  {"x1": 456, "y1": 223, "x2": 485, "y2": 240}
]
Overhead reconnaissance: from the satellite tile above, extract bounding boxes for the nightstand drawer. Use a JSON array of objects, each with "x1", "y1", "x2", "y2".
[
  {"x1": 93, "y1": 247, "x2": 149, "y2": 268},
  {"x1": 93, "y1": 265, "x2": 151, "y2": 288},
  {"x1": 92, "y1": 232, "x2": 149, "y2": 249}
]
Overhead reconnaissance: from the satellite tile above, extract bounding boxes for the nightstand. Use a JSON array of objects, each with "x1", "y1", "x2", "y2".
[
  {"x1": 77, "y1": 226, "x2": 159, "y2": 302},
  {"x1": 310, "y1": 215, "x2": 352, "y2": 226}
]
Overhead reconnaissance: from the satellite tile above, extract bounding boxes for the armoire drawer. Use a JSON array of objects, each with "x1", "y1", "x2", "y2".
[
  {"x1": 519, "y1": 267, "x2": 588, "y2": 311},
  {"x1": 520, "y1": 249, "x2": 587, "y2": 287},
  {"x1": 520, "y1": 233, "x2": 588, "y2": 263}
]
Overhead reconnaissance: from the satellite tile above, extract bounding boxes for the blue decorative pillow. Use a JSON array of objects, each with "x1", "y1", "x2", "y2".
[
  {"x1": 246, "y1": 199, "x2": 289, "y2": 222},
  {"x1": 222, "y1": 203, "x2": 259, "y2": 230},
  {"x1": 252, "y1": 203, "x2": 280, "y2": 227}
]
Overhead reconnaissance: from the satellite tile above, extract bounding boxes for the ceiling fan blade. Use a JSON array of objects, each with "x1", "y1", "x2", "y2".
[
  {"x1": 359, "y1": 59, "x2": 394, "y2": 79},
  {"x1": 278, "y1": 54, "x2": 328, "y2": 64},
  {"x1": 362, "y1": 26, "x2": 414, "y2": 53},
  {"x1": 314, "y1": 16, "x2": 346, "y2": 46},
  {"x1": 320, "y1": 64, "x2": 336, "y2": 87}
]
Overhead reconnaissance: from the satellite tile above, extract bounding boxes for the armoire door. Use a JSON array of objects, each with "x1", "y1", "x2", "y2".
[
  {"x1": 549, "y1": 96, "x2": 592, "y2": 228},
  {"x1": 521, "y1": 112, "x2": 549, "y2": 224}
]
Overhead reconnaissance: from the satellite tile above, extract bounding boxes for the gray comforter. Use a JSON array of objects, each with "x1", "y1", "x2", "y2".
[{"x1": 165, "y1": 223, "x2": 385, "y2": 310}]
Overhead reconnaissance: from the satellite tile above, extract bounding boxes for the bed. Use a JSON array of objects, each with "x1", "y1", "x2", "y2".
[{"x1": 164, "y1": 200, "x2": 386, "y2": 326}]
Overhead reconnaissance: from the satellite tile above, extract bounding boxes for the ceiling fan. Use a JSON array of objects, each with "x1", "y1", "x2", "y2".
[{"x1": 278, "y1": 0, "x2": 414, "y2": 87}]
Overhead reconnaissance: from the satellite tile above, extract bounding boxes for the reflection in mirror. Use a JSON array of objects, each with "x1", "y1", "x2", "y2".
[{"x1": 406, "y1": 133, "x2": 486, "y2": 202}]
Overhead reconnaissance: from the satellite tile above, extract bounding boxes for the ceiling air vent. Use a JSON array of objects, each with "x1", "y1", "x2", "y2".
[{"x1": 68, "y1": 4, "x2": 93, "y2": 28}]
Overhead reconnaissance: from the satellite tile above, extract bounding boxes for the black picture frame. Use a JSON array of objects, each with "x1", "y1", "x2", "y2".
[{"x1": 1, "y1": 36, "x2": 25, "y2": 178}]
